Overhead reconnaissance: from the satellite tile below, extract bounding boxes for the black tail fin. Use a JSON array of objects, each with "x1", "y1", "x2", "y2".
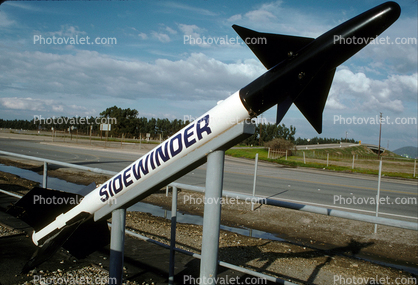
[
  {"x1": 293, "y1": 68, "x2": 336, "y2": 133},
  {"x1": 233, "y1": 24, "x2": 334, "y2": 133},
  {"x1": 7, "y1": 185, "x2": 110, "y2": 272},
  {"x1": 7, "y1": 186, "x2": 84, "y2": 231},
  {"x1": 232, "y1": 25, "x2": 314, "y2": 70}
]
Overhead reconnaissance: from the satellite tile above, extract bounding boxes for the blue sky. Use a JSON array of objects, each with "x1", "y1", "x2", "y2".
[{"x1": 0, "y1": 0, "x2": 417, "y2": 150}]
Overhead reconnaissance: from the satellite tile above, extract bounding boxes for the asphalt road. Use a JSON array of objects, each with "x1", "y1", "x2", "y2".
[{"x1": 0, "y1": 136, "x2": 417, "y2": 222}]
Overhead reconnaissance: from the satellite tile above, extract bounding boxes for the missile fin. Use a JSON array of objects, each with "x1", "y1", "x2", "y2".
[
  {"x1": 276, "y1": 95, "x2": 293, "y2": 125},
  {"x1": 8, "y1": 185, "x2": 110, "y2": 272},
  {"x1": 6, "y1": 187, "x2": 84, "y2": 231},
  {"x1": 62, "y1": 218, "x2": 110, "y2": 259},
  {"x1": 21, "y1": 212, "x2": 89, "y2": 273},
  {"x1": 293, "y1": 68, "x2": 336, "y2": 134},
  {"x1": 232, "y1": 24, "x2": 314, "y2": 69}
]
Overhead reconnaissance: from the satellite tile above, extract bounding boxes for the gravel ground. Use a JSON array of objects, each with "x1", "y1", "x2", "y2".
[
  {"x1": 0, "y1": 224, "x2": 22, "y2": 237},
  {"x1": 125, "y1": 211, "x2": 417, "y2": 284}
]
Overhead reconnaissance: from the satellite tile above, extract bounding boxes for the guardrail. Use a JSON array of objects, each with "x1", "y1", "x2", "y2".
[
  {"x1": 0, "y1": 150, "x2": 418, "y2": 231},
  {"x1": 0, "y1": 150, "x2": 417, "y2": 284},
  {"x1": 0, "y1": 149, "x2": 416, "y2": 231},
  {"x1": 168, "y1": 183, "x2": 417, "y2": 231}
]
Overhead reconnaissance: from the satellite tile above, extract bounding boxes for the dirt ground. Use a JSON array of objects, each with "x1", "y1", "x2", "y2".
[{"x1": 0, "y1": 156, "x2": 417, "y2": 284}]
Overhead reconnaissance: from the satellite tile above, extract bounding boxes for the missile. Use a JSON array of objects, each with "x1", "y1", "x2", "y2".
[{"x1": 8, "y1": 1, "x2": 400, "y2": 272}]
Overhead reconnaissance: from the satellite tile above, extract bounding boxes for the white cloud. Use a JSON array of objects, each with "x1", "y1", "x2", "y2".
[
  {"x1": 233, "y1": 1, "x2": 330, "y2": 37},
  {"x1": 178, "y1": 24, "x2": 204, "y2": 38},
  {"x1": 244, "y1": 10, "x2": 276, "y2": 23},
  {"x1": 0, "y1": 97, "x2": 94, "y2": 116},
  {"x1": 165, "y1": 26, "x2": 177, "y2": 35},
  {"x1": 227, "y1": 14, "x2": 242, "y2": 22},
  {"x1": 328, "y1": 68, "x2": 417, "y2": 113},
  {"x1": 151, "y1": 32, "x2": 170, "y2": 43},
  {"x1": 47, "y1": 25, "x2": 86, "y2": 37},
  {"x1": 0, "y1": 97, "x2": 46, "y2": 111},
  {"x1": 138, "y1": 32, "x2": 147, "y2": 40},
  {"x1": 160, "y1": 2, "x2": 218, "y2": 17},
  {"x1": 0, "y1": 50, "x2": 263, "y2": 106},
  {"x1": 0, "y1": 11, "x2": 15, "y2": 27}
]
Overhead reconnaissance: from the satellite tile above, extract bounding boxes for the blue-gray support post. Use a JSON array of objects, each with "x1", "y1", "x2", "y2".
[
  {"x1": 43, "y1": 161, "x2": 48, "y2": 188},
  {"x1": 251, "y1": 153, "x2": 259, "y2": 211},
  {"x1": 168, "y1": 186, "x2": 178, "y2": 285},
  {"x1": 109, "y1": 208, "x2": 126, "y2": 285},
  {"x1": 199, "y1": 150, "x2": 225, "y2": 284},
  {"x1": 374, "y1": 160, "x2": 383, "y2": 234}
]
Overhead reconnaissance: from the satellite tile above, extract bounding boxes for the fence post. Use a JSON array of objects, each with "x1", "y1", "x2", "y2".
[
  {"x1": 285, "y1": 150, "x2": 288, "y2": 160},
  {"x1": 327, "y1": 153, "x2": 329, "y2": 167},
  {"x1": 267, "y1": 147, "x2": 270, "y2": 159},
  {"x1": 43, "y1": 162, "x2": 48, "y2": 188},
  {"x1": 251, "y1": 153, "x2": 259, "y2": 211},
  {"x1": 303, "y1": 152, "x2": 306, "y2": 164},
  {"x1": 352, "y1": 155, "x2": 355, "y2": 169},
  {"x1": 168, "y1": 186, "x2": 178, "y2": 285},
  {"x1": 374, "y1": 160, "x2": 383, "y2": 234},
  {"x1": 414, "y1": 160, "x2": 416, "y2": 178}
]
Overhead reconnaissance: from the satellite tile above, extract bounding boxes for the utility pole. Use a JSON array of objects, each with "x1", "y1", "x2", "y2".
[{"x1": 377, "y1": 112, "x2": 382, "y2": 159}]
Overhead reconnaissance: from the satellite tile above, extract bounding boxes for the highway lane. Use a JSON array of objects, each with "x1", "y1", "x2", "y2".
[
  {"x1": 0, "y1": 137, "x2": 417, "y2": 221},
  {"x1": 176, "y1": 160, "x2": 418, "y2": 221}
]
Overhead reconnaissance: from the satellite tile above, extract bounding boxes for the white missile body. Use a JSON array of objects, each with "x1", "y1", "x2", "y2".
[{"x1": 32, "y1": 91, "x2": 249, "y2": 245}]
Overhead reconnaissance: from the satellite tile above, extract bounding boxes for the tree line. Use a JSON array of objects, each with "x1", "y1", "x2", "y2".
[
  {"x1": 294, "y1": 137, "x2": 357, "y2": 145},
  {"x1": 0, "y1": 106, "x2": 355, "y2": 145}
]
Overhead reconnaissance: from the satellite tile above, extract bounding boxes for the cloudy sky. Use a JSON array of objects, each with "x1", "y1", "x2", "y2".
[{"x1": 0, "y1": 0, "x2": 416, "y2": 150}]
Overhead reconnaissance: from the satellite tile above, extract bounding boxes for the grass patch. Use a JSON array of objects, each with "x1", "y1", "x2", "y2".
[{"x1": 226, "y1": 147, "x2": 417, "y2": 179}]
